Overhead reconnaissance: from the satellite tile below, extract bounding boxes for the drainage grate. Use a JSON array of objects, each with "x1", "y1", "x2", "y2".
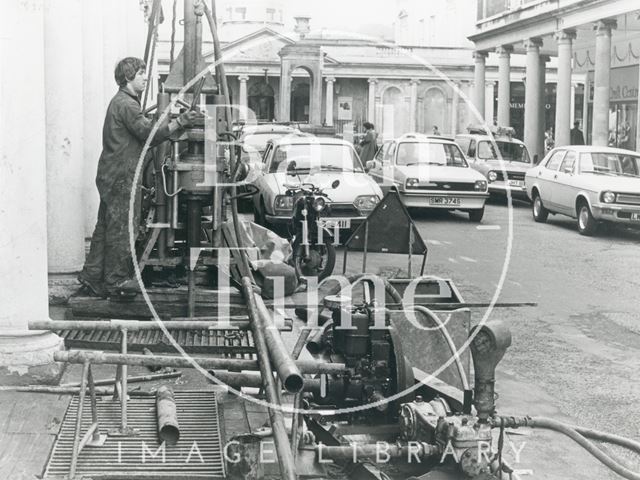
[
  {"x1": 56, "y1": 328, "x2": 257, "y2": 355},
  {"x1": 45, "y1": 391, "x2": 226, "y2": 479}
]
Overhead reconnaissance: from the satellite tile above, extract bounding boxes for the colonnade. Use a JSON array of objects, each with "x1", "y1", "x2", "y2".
[{"x1": 471, "y1": 19, "x2": 629, "y2": 161}]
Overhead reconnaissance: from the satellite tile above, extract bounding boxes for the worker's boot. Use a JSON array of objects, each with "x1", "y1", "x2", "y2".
[
  {"x1": 77, "y1": 275, "x2": 108, "y2": 298},
  {"x1": 109, "y1": 278, "x2": 142, "y2": 299}
]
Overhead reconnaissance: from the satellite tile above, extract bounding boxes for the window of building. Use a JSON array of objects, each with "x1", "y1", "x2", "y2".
[
  {"x1": 266, "y1": 8, "x2": 275, "y2": 22},
  {"x1": 235, "y1": 7, "x2": 246, "y2": 20},
  {"x1": 226, "y1": 7, "x2": 232, "y2": 20}
]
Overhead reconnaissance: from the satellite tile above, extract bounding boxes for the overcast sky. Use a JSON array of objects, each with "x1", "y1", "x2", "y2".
[{"x1": 285, "y1": 0, "x2": 399, "y2": 31}]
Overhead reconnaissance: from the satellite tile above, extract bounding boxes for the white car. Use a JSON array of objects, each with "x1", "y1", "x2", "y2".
[
  {"x1": 251, "y1": 135, "x2": 383, "y2": 231},
  {"x1": 366, "y1": 134, "x2": 489, "y2": 222},
  {"x1": 525, "y1": 146, "x2": 640, "y2": 235}
]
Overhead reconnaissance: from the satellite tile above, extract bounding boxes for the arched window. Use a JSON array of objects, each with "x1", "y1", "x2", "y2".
[
  {"x1": 382, "y1": 86, "x2": 408, "y2": 140},
  {"x1": 423, "y1": 88, "x2": 446, "y2": 134}
]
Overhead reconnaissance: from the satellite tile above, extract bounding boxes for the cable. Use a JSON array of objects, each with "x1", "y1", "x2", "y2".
[
  {"x1": 500, "y1": 416, "x2": 640, "y2": 480},
  {"x1": 169, "y1": 0, "x2": 177, "y2": 69},
  {"x1": 160, "y1": 163, "x2": 183, "y2": 198}
]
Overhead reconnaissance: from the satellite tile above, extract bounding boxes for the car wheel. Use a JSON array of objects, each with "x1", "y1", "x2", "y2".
[
  {"x1": 468, "y1": 207, "x2": 484, "y2": 222},
  {"x1": 532, "y1": 193, "x2": 549, "y2": 223},
  {"x1": 577, "y1": 201, "x2": 598, "y2": 236}
]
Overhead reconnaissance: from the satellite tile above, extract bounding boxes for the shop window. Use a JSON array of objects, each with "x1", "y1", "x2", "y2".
[{"x1": 266, "y1": 8, "x2": 275, "y2": 22}]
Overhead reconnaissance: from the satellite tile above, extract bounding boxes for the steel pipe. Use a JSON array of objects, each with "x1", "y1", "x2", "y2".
[
  {"x1": 61, "y1": 371, "x2": 182, "y2": 388},
  {"x1": 29, "y1": 319, "x2": 290, "y2": 332},
  {"x1": 240, "y1": 277, "x2": 297, "y2": 480},
  {"x1": 156, "y1": 386, "x2": 180, "y2": 446},
  {"x1": 208, "y1": 370, "x2": 322, "y2": 394},
  {"x1": 53, "y1": 350, "x2": 345, "y2": 374}
]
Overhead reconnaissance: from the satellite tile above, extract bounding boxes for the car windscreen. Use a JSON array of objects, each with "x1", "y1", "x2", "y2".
[
  {"x1": 396, "y1": 142, "x2": 467, "y2": 167},
  {"x1": 243, "y1": 132, "x2": 292, "y2": 153},
  {"x1": 477, "y1": 140, "x2": 530, "y2": 163},
  {"x1": 580, "y1": 152, "x2": 640, "y2": 177},
  {"x1": 269, "y1": 143, "x2": 364, "y2": 173}
]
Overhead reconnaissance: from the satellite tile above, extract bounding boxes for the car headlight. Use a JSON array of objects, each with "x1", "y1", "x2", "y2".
[
  {"x1": 354, "y1": 195, "x2": 380, "y2": 215},
  {"x1": 313, "y1": 197, "x2": 326, "y2": 212},
  {"x1": 487, "y1": 171, "x2": 498, "y2": 182},
  {"x1": 274, "y1": 195, "x2": 294, "y2": 213},
  {"x1": 475, "y1": 180, "x2": 488, "y2": 191},
  {"x1": 405, "y1": 178, "x2": 420, "y2": 189},
  {"x1": 602, "y1": 191, "x2": 616, "y2": 203}
]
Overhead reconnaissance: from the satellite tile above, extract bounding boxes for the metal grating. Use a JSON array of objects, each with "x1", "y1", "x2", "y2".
[
  {"x1": 55, "y1": 328, "x2": 257, "y2": 355},
  {"x1": 45, "y1": 391, "x2": 225, "y2": 479}
]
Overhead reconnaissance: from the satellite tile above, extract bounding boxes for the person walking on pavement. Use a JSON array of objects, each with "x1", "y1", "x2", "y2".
[
  {"x1": 358, "y1": 121, "x2": 378, "y2": 162},
  {"x1": 570, "y1": 121, "x2": 585, "y2": 145},
  {"x1": 432, "y1": 125, "x2": 441, "y2": 135},
  {"x1": 78, "y1": 57, "x2": 198, "y2": 298}
]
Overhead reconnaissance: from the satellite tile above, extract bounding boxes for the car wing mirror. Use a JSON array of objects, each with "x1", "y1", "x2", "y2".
[
  {"x1": 286, "y1": 160, "x2": 297, "y2": 176},
  {"x1": 564, "y1": 167, "x2": 573, "y2": 174},
  {"x1": 365, "y1": 160, "x2": 377, "y2": 171}
]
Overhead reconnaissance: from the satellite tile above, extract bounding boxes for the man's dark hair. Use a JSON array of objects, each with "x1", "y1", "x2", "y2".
[
  {"x1": 574, "y1": 121, "x2": 580, "y2": 127},
  {"x1": 363, "y1": 122, "x2": 374, "y2": 130},
  {"x1": 114, "y1": 57, "x2": 146, "y2": 87}
]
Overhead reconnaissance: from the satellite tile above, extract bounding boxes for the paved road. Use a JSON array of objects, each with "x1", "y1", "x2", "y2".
[{"x1": 359, "y1": 198, "x2": 640, "y2": 479}]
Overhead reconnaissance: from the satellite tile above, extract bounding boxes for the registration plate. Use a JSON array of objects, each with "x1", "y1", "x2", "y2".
[
  {"x1": 320, "y1": 218, "x2": 351, "y2": 229},
  {"x1": 631, "y1": 213, "x2": 640, "y2": 221},
  {"x1": 429, "y1": 197, "x2": 461, "y2": 206},
  {"x1": 508, "y1": 180, "x2": 525, "y2": 187}
]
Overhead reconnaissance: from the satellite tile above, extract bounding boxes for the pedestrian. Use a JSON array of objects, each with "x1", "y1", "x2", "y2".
[
  {"x1": 358, "y1": 121, "x2": 378, "y2": 162},
  {"x1": 432, "y1": 125, "x2": 441, "y2": 135},
  {"x1": 78, "y1": 57, "x2": 198, "y2": 298},
  {"x1": 545, "y1": 128, "x2": 554, "y2": 152},
  {"x1": 570, "y1": 120, "x2": 584, "y2": 145}
]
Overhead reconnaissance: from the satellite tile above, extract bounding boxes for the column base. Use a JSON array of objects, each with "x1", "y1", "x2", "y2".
[{"x1": 0, "y1": 331, "x2": 65, "y2": 385}]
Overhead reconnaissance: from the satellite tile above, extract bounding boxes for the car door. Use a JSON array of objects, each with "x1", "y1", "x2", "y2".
[
  {"x1": 553, "y1": 150, "x2": 579, "y2": 216},
  {"x1": 369, "y1": 142, "x2": 388, "y2": 185},
  {"x1": 535, "y1": 149, "x2": 566, "y2": 210}
]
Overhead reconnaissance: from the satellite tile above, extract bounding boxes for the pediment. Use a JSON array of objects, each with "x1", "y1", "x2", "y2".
[{"x1": 208, "y1": 28, "x2": 294, "y2": 63}]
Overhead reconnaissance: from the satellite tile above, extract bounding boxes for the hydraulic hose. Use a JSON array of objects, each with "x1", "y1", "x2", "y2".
[{"x1": 498, "y1": 416, "x2": 640, "y2": 480}]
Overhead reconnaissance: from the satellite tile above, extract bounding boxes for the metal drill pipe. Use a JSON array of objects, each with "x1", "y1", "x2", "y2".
[
  {"x1": 209, "y1": 370, "x2": 322, "y2": 393},
  {"x1": 154, "y1": 92, "x2": 171, "y2": 259},
  {"x1": 61, "y1": 371, "x2": 182, "y2": 388},
  {"x1": 156, "y1": 386, "x2": 180, "y2": 446},
  {"x1": 53, "y1": 350, "x2": 346, "y2": 374},
  {"x1": 240, "y1": 277, "x2": 297, "y2": 480},
  {"x1": 254, "y1": 295, "x2": 304, "y2": 394},
  {"x1": 0, "y1": 385, "x2": 152, "y2": 395},
  {"x1": 29, "y1": 319, "x2": 290, "y2": 331}
]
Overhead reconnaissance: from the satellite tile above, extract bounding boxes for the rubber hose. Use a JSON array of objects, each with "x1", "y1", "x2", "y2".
[
  {"x1": 527, "y1": 416, "x2": 640, "y2": 480},
  {"x1": 573, "y1": 425, "x2": 640, "y2": 455},
  {"x1": 411, "y1": 305, "x2": 471, "y2": 391}
]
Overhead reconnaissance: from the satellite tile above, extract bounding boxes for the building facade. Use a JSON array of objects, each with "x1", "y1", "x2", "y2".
[
  {"x1": 469, "y1": 0, "x2": 640, "y2": 160},
  {"x1": 156, "y1": 0, "x2": 556, "y2": 142}
]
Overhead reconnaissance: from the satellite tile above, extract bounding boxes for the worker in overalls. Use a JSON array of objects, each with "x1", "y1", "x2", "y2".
[{"x1": 78, "y1": 57, "x2": 198, "y2": 298}]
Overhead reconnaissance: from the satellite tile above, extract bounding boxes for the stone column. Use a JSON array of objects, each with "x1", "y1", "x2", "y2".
[
  {"x1": 554, "y1": 30, "x2": 576, "y2": 147},
  {"x1": 472, "y1": 51, "x2": 488, "y2": 120},
  {"x1": 582, "y1": 77, "x2": 590, "y2": 144},
  {"x1": 278, "y1": 62, "x2": 291, "y2": 122},
  {"x1": 310, "y1": 73, "x2": 323, "y2": 126},
  {"x1": 44, "y1": 0, "x2": 85, "y2": 274},
  {"x1": 82, "y1": 0, "x2": 105, "y2": 237},
  {"x1": 524, "y1": 37, "x2": 543, "y2": 162},
  {"x1": 538, "y1": 55, "x2": 549, "y2": 156},
  {"x1": 409, "y1": 79, "x2": 419, "y2": 132},
  {"x1": 238, "y1": 74, "x2": 249, "y2": 121},
  {"x1": 496, "y1": 45, "x2": 513, "y2": 127},
  {"x1": 485, "y1": 81, "x2": 496, "y2": 124},
  {"x1": 324, "y1": 77, "x2": 335, "y2": 126},
  {"x1": 367, "y1": 78, "x2": 378, "y2": 123},
  {"x1": 570, "y1": 83, "x2": 577, "y2": 125},
  {"x1": 0, "y1": 0, "x2": 64, "y2": 385},
  {"x1": 592, "y1": 19, "x2": 616, "y2": 146},
  {"x1": 450, "y1": 82, "x2": 460, "y2": 135}
]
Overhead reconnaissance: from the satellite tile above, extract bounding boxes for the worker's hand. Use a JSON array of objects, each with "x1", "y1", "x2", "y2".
[{"x1": 176, "y1": 110, "x2": 199, "y2": 128}]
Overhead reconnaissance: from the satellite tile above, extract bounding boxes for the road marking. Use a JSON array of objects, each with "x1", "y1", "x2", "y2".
[
  {"x1": 427, "y1": 239, "x2": 443, "y2": 245},
  {"x1": 448, "y1": 257, "x2": 458, "y2": 263},
  {"x1": 476, "y1": 225, "x2": 501, "y2": 230},
  {"x1": 460, "y1": 256, "x2": 477, "y2": 263}
]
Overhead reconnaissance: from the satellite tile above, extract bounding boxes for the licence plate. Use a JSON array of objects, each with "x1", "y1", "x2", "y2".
[
  {"x1": 429, "y1": 197, "x2": 461, "y2": 206},
  {"x1": 508, "y1": 180, "x2": 524, "y2": 187},
  {"x1": 320, "y1": 218, "x2": 351, "y2": 229},
  {"x1": 631, "y1": 213, "x2": 640, "y2": 221}
]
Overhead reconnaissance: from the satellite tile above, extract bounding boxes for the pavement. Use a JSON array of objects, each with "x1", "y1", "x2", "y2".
[{"x1": 2, "y1": 200, "x2": 639, "y2": 479}]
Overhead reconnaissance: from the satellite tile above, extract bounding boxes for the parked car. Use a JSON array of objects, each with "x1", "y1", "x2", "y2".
[
  {"x1": 365, "y1": 133, "x2": 489, "y2": 221},
  {"x1": 525, "y1": 146, "x2": 640, "y2": 235},
  {"x1": 455, "y1": 127, "x2": 533, "y2": 200},
  {"x1": 251, "y1": 135, "x2": 383, "y2": 232},
  {"x1": 236, "y1": 123, "x2": 302, "y2": 171}
]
